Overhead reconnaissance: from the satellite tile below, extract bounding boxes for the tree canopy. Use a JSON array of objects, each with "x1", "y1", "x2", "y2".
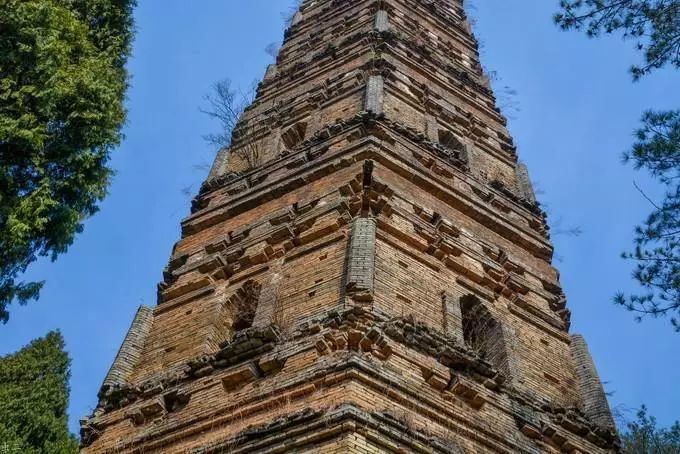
[
  {"x1": 621, "y1": 406, "x2": 680, "y2": 453},
  {"x1": 614, "y1": 111, "x2": 680, "y2": 330},
  {"x1": 0, "y1": 331, "x2": 78, "y2": 453},
  {"x1": 554, "y1": 0, "x2": 680, "y2": 80},
  {"x1": 0, "y1": 0, "x2": 136, "y2": 323},
  {"x1": 555, "y1": 0, "x2": 680, "y2": 330}
]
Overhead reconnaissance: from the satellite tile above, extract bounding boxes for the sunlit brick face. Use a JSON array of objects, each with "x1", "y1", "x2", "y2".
[{"x1": 83, "y1": 1, "x2": 618, "y2": 452}]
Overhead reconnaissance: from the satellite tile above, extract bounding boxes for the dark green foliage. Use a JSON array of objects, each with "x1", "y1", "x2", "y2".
[
  {"x1": 0, "y1": 331, "x2": 78, "y2": 453},
  {"x1": 615, "y1": 111, "x2": 680, "y2": 330},
  {"x1": 621, "y1": 406, "x2": 680, "y2": 453},
  {"x1": 0, "y1": 0, "x2": 136, "y2": 323},
  {"x1": 554, "y1": 0, "x2": 680, "y2": 79}
]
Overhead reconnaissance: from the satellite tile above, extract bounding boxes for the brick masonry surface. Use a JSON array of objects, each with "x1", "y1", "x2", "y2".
[{"x1": 82, "y1": 0, "x2": 619, "y2": 452}]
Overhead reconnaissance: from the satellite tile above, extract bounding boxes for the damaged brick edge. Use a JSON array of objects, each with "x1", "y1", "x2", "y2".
[
  {"x1": 85, "y1": 308, "x2": 618, "y2": 451},
  {"x1": 190, "y1": 403, "x2": 464, "y2": 454}
]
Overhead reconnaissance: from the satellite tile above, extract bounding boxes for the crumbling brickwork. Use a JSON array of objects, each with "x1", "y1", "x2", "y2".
[
  {"x1": 101, "y1": 306, "x2": 154, "y2": 392},
  {"x1": 82, "y1": 0, "x2": 618, "y2": 452}
]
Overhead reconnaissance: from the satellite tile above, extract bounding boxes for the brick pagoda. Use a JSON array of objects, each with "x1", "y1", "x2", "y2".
[{"x1": 82, "y1": 0, "x2": 619, "y2": 452}]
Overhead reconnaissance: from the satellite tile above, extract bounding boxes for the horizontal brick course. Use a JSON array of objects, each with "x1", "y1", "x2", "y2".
[{"x1": 83, "y1": 0, "x2": 618, "y2": 452}]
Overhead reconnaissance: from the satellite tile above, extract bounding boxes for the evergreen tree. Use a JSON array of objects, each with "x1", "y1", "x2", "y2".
[
  {"x1": 0, "y1": 0, "x2": 136, "y2": 323},
  {"x1": 555, "y1": 1, "x2": 680, "y2": 330},
  {"x1": 614, "y1": 111, "x2": 680, "y2": 330},
  {"x1": 554, "y1": 0, "x2": 680, "y2": 80},
  {"x1": 0, "y1": 331, "x2": 78, "y2": 453},
  {"x1": 621, "y1": 406, "x2": 680, "y2": 453}
]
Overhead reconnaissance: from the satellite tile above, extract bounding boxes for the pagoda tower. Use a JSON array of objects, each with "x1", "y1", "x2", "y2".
[{"x1": 82, "y1": 0, "x2": 619, "y2": 452}]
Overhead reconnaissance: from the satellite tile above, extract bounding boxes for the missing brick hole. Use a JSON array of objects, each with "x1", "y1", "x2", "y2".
[
  {"x1": 544, "y1": 372, "x2": 560, "y2": 385},
  {"x1": 362, "y1": 160, "x2": 374, "y2": 188},
  {"x1": 540, "y1": 339, "x2": 549, "y2": 346},
  {"x1": 308, "y1": 290, "x2": 317, "y2": 297},
  {"x1": 315, "y1": 279, "x2": 323, "y2": 284},
  {"x1": 163, "y1": 391, "x2": 190, "y2": 413},
  {"x1": 396, "y1": 294, "x2": 411, "y2": 304},
  {"x1": 397, "y1": 260, "x2": 409, "y2": 269},
  {"x1": 319, "y1": 253, "x2": 328, "y2": 261},
  {"x1": 165, "y1": 347, "x2": 176, "y2": 353},
  {"x1": 185, "y1": 309, "x2": 193, "y2": 315}
]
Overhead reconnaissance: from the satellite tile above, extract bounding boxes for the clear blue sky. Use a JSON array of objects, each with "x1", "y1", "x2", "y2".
[{"x1": 0, "y1": 1, "x2": 677, "y2": 434}]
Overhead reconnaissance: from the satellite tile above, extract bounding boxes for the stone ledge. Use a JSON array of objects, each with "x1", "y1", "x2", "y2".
[{"x1": 190, "y1": 404, "x2": 468, "y2": 454}]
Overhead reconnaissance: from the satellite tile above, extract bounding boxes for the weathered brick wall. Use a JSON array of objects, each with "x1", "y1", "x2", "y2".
[
  {"x1": 101, "y1": 306, "x2": 154, "y2": 391},
  {"x1": 82, "y1": 0, "x2": 618, "y2": 452}
]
